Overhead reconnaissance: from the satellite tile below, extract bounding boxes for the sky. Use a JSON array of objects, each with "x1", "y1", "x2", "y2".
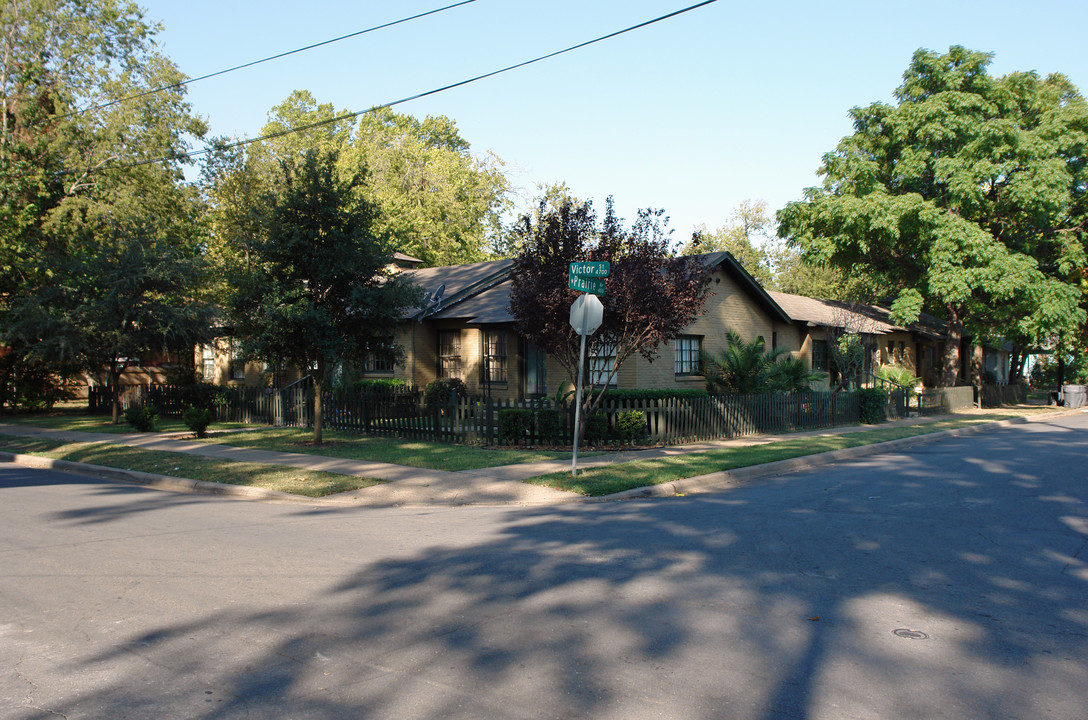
[{"x1": 139, "y1": 0, "x2": 1088, "y2": 244}]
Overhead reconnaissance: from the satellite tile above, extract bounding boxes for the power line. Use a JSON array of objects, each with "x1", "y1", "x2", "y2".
[
  {"x1": 48, "y1": 0, "x2": 477, "y2": 124},
  {"x1": 112, "y1": 0, "x2": 718, "y2": 171}
]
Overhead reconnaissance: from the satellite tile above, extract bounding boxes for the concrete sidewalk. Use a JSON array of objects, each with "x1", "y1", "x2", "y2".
[{"x1": 1, "y1": 409, "x2": 1080, "y2": 507}]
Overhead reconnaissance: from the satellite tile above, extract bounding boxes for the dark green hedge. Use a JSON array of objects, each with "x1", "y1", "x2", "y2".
[
  {"x1": 588, "y1": 388, "x2": 709, "y2": 402},
  {"x1": 857, "y1": 388, "x2": 888, "y2": 424},
  {"x1": 352, "y1": 378, "x2": 409, "y2": 394}
]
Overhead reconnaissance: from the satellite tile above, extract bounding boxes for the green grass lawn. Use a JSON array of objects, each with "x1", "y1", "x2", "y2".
[
  {"x1": 0, "y1": 409, "x2": 252, "y2": 435},
  {"x1": 0, "y1": 434, "x2": 383, "y2": 498},
  {"x1": 2, "y1": 408, "x2": 582, "y2": 471},
  {"x1": 196, "y1": 427, "x2": 580, "y2": 472},
  {"x1": 525, "y1": 409, "x2": 1065, "y2": 497}
]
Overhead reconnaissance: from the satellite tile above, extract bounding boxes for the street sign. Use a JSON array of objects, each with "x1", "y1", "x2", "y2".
[
  {"x1": 569, "y1": 293, "x2": 604, "y2": 336},
  {"x1": 569, "y1": 275, "x2": 606, "y2": 295},
  {"x1": 569, "y1": 261, "x2": 611, "y2": 278}
]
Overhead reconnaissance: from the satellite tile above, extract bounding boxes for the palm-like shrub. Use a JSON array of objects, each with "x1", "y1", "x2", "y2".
[
  {"x1": 874, "y1": 363, "x2": 920, "y2": 392},
  {"x1": 767, "y1": 354, "x2": 826, "y2": 393},
  {"x1": 703, "y1": 331, "x2": 825, "y2": 394}
]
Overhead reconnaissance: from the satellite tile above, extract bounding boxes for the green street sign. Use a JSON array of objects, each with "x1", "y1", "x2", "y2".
[
  {"x1": 569, "y1": 275, "x2": 606, "y2": 295},
  {"x1": 569, "y1": 261, "x2": 611, "y2": 278}
]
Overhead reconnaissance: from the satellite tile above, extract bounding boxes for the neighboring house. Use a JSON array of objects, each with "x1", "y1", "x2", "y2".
[{"x1": 766, "y1": 291, "x2": 951, "y2": 388}]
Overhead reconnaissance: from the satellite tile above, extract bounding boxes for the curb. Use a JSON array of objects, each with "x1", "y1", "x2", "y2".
[
  {"x1": 0, "y1": 451, "x2": 311, "y2": 503},
  {"x1": 601, "y1": 412, "x2": 1063, "y2": 501},
  {"x1": 3, "y1": 408, "x2": 1081, "y2": 506}
]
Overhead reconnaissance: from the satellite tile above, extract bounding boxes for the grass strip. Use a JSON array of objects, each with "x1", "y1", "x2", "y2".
[
  {"x1": 525, "y1": 412, "x2": 1054, "y2": 496},
  {"x1": 0, "y1": 411, "x2": 252, "y2": 435},
  {"x1": 2, "y1": 410, "x2": 585, "y2": 470},
  {"x1": 0, "y1": 434, "x2": 383, "y2": 498},
  {"x1": 196, "y1": 427, "x2": 581, "y2": 471}
]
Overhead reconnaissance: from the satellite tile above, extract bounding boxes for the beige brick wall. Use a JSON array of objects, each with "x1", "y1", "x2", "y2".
[{"x1": 620, "y1": 268, "x2": 788, "y2": 391}]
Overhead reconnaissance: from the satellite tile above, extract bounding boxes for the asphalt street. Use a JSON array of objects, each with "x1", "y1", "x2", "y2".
[{"x1": 2, "y1": 413, "x2": 1086, "y2": 719}]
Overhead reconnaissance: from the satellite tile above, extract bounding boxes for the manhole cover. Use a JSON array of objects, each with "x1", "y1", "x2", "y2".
[{"x1": 892, "y1": 628, "x2": 929, "y2": 640}]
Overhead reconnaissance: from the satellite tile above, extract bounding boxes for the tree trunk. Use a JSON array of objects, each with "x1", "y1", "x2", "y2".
[
  {"x1": 940, "y1": 312, "x2": 964, "y2": 387},
  {"x1": 110, "y1": 367, "x2": 122, "y2": 424},
  {"x1": 312, "y1": 358, "x2": 324, "y2": 446}
]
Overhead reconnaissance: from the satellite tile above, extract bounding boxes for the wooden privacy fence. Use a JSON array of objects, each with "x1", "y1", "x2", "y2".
[
  {"x1": 917, "y1": 385, "x2": 975, "y2": 416},
  {"x1": 979, "y1": 383, "x2": 1027, "y2": 408}
]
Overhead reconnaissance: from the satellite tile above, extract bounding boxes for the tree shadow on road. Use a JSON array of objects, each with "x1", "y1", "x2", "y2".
[{"x1": 11, "y1": 420, "x2": 1088, "y2": 719}]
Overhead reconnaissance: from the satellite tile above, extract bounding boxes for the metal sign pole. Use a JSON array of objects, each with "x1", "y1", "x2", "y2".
[{"x1": 571, "y1": 302, "x2": 589, "y2": 476}]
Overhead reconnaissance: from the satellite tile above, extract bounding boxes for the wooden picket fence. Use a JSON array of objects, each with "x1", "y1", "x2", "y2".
[{"x1": 90, "y1": 384, "x2": 907, "y2": 446}]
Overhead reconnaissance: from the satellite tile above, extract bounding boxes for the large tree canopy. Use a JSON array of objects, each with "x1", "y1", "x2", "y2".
[
  {"x1": 1, "y1": 0, "x2": 211, "y2": 410},
  {"x1": 681, "y1": 200, "x2": 777, "y2": 287},
  {"x1": 778, "y1": 46, "x2": 1087, "y2": 384},
  {"x1": 204, "y1": 91, "x2": 510, "y2": 270},
  {"x1": 228, "y1": 148, "x2": 421, "y2": 444},
  {"x1": 508, "y1": 198, "x2": 711, "y2": 428}
]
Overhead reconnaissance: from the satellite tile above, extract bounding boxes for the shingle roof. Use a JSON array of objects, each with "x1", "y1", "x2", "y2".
[
  {"x1": 403, "y1": 258, "x2": 513, "y2": 320},
  {"x1": 767, "y1": 290, "x2": 946, "y2": 338}
]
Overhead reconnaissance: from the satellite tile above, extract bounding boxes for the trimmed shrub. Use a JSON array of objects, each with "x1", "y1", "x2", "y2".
[
  {"x1": 584, "y1": 413, "x2": 610, "y2": 445},
  {"x1": 423, "y1": 377, "x2": 466, "y2": 410},
  {"x1": 615, "y1": 410, "x2": 647, "y2": 443},
  {"x1": 857, "y1": 388, "x2": 888, "y2": 424},
  {"x1": 353, "y1": 378, "x2": 408, "y2": 395},
  {"x1": 498, "y1": 409, "x2": 533, "y2": 445},
  {"x1": 182, "y1": 405, "x2": 213, "y2": 438},
  {"x1": 124, "y1": 405, "x2": 159, "y2": 432},
  {"x1": 589, "y1": 388, "x2": 709, "y2": 402},
  {"x1": 535, "y1": 408, "x2": 564, "y2": 445}
]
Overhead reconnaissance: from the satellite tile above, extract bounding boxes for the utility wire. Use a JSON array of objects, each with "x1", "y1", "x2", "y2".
[
  {"x1": 112, "y1": 0, "x2": 718, "y2": 171},
  {"x1": 48, "y1": 0, "x2": 477, "y2": 124}
]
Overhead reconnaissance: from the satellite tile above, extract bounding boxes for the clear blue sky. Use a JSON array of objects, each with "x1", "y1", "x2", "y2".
[{"x1": 140, "y1": 0, "x2": 1088, "y2": 243}]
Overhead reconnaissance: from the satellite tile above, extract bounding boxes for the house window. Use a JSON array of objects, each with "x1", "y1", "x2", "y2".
[
  {"x1": 812, "y1": 339, "x2": 829, "y2": 372},
  {"x1": 364, "y1": 340, "x2": 395, "y2": 374},
  {"x1": 365, "y1": 354, "x2": 394, "y2": 374},
  {"x1": 772, "y1": 332, "x2": 778, "y2": 351},
  {"x1": 482, "y1": 331, "x2": 508, "y2": 384},
  {"x1": 887, "y1": 341, "x2": 895, "y2": 362},
  {"x1": 437, "y1": 330, "x2": 462, "y2": 379},
  {"x1": 525, "y1": 341, "x2": 547, "y2": 397},
  {"x1": 201, "y1": 345, "x2": 216, "y2": 382},
  {"x1": 588, "y1": 341, "x2": 617, "y2": 386},
  {"x1": 675, "y1": 336, "x2": 702, "y2": 376},
  {"x1": 230, "y1": 340, "x2": 245, "y2": 381}
]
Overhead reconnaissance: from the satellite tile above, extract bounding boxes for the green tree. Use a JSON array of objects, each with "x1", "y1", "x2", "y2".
[
  {"x1": 208, "y1": 92, "x2": 511, "y2": 269},
  {"x1": 769, "y1": 243, "x2": 871, "y2": 301},
  {"x1": 228, "y1": 149, "x2": 422, "y2": 445},
  {"x1": 778, "y1": 46, "x2": 1087, "y2": 385},
  {"x1": 346, "y1": 106, "x2": 510, "y2": 266},
  {"x1": 508, "y1": 198, "x2": 712, "y2": 434},
  {"x1": 681, "y1": 200, "x2": 776, "y2": 287},
  {"x1": 2, "y1": 0, "x2": 210, "y2": 411}
]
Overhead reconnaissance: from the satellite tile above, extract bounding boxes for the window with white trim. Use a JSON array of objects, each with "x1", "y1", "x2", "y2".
[
  {"x1": 482, "y1": 331, "x2": 508, "y2": 384},
  {"x1": 588, "y1": 341, "x2": 617, "y2": 387},
  {"x1": 201, "y1": 345, "x2": 216, "y2": 382},
  {"x1": 229, "y1": 339, "x2": 245, "y2": 381},
  {"x1": 364, "y1": 339, "x2": 395, "y2": 374}
]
